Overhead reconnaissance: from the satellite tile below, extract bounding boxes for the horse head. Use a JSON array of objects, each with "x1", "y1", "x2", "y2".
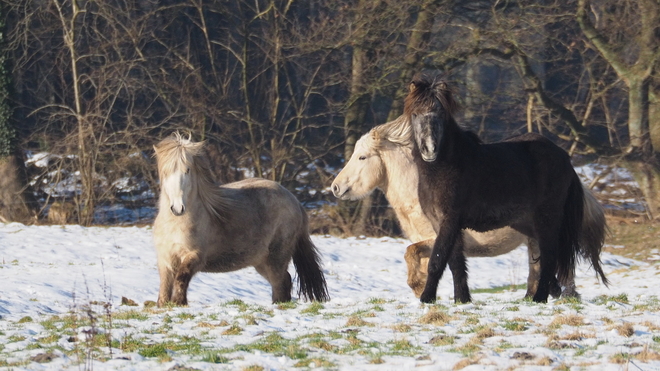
[
  {"x1": 404, "y1": 73, "x2": 458, "y2": 162},
  {"x1": 332, "y1": 131, "x2": 385, "y2": 200},
  {"x1": 154, "y1": 133, "x2": 205, "y2": 217}
]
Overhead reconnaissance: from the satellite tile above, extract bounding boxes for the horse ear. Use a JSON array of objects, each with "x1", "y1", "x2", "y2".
[
  {"x1": 409, "y1": 81, "x2": 417, "y2": 93},
  {"x1": 371, "y1": 129, "x2": 380, "y2": 141},
  {"x1": 439, "y1": 82, "x2": 447, "y2": 90}
]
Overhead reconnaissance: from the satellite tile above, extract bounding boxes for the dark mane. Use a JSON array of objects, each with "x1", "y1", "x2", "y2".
[{"x1": 403, "y1": 73, "x2": 460, "y2": 120}]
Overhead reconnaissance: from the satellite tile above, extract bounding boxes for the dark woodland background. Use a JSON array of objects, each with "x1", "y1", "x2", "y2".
[{"x1": 0, "y1": 0, "x2": 659, "y2": 235}]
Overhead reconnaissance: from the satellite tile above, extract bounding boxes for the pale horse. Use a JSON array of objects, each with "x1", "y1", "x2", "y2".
[{"x1": 153, "y1": 133, "x2": 329, "y2": 306}]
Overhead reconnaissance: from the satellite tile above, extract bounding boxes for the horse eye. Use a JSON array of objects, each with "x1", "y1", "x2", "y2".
[
  {"x1": 185, "y1": 168, "x2": 190, "y2": 174},
  {"x1": 359, "y1": 156, "x2": 366, "y2": 160}
]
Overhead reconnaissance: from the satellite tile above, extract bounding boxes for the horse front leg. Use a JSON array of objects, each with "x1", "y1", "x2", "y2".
[
  {"x1": 419, "y1": 221, "x2": 462, "y2": 304},
  {"x1": 170, "y1": 253, "x2": 200, "y2": 306},
  {"x1": 447, "y1": 234, "x2": 470, "y2": 303},
  {"x1": 404, "y1": 240, "x2": 433, "y2": 298},
  {"x1": 157, "y1": 263, "x2": 174, "y2": 307}
]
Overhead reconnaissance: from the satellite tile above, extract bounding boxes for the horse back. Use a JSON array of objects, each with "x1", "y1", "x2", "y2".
[
  {"x1": 196, "y1": 179, "x2": 307, "y2": 270},
  {"x1": 454, "y1": 134, "x2": 576, "y2": 231}
]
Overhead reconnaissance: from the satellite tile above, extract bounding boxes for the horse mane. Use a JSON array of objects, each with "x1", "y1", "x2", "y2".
[
  {"x1": 154, "y1": 132, "x2": 234, "y2": 222},
  {"x1": 371, "y1": 114, "x2": 413, "y2": 148},
  {"x1": 404, "y1": 73, "x2": 460, "y2": 120}
]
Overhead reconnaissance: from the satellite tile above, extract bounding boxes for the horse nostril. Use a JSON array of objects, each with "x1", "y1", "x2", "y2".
[{"x1": 332, "y1": 183, "x2": 340, "y2": 196}]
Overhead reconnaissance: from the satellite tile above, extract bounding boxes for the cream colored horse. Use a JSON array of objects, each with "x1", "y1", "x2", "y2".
[
  {"x1": 153, "y1": 133, "x2": 329, "y2": 306},
  {"x1": 332, "y1": 116, "x2": 604, "y2": 298}
]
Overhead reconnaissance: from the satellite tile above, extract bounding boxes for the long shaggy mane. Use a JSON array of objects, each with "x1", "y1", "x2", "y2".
[{"x1": 404, "y1": 73, "x2": 460, "y2": 120}]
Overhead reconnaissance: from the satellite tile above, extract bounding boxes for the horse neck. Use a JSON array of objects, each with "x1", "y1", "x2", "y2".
[{"x1": 379, "y1": 145, "x2": 436, "y2": 242}]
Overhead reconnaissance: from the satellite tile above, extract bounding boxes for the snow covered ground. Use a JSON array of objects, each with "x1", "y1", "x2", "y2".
[{"x1": 0, "y1": 223, "x2": 659, "y2": 370}]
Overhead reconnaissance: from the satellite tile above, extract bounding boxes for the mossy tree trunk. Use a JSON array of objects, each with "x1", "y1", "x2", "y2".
[{"x1": 0, "y1": 9, "x2": 36, "y2": 223}]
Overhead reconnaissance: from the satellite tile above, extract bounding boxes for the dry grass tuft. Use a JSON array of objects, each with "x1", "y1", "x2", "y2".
[
  {"x1": 345, "y1": 316, "x2": 373, "y2": 327},
  {"x1": 634, "y1": 348, "x2": 660, "y2": 362},
  {"x1": 391, "y1": 323, "x2": 412, "y2": 333},
  {"x1": 420, "y1": 309, "x2": 452, "y2": 326},
  {"x1": 550, "y1": 314, "x2": 584, "y2": 328},
  {"x1": 475, "y1": 326, "x2": 496, "y2": 339},
  {"x1": 452, "y1": 356, "x2": 482, "y2": 370},
  {"x1": 536, "y1": 356, "x2": 553, "y2": 366},
  {"x1": 559, "y1": 331, "x2": 595, "y2": 341},
  {"x1": 616, "y1": 322, "x2": 635, "y2": 337}
]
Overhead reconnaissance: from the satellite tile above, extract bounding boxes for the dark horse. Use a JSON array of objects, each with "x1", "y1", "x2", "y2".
[{"x1": 405, "y1": 73, "x2": 609, "y2": 304}]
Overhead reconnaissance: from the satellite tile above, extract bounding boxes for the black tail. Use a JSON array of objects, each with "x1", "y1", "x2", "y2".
[
  {"x1": 557, "y1": 174, "x2": 585, "y2": 285},
  {"x1": 580, "y1": 184, "x2": 610, "y2": 286},
  {"x1": 293, "y1": 232, "x2": 330, "y2": 302}
]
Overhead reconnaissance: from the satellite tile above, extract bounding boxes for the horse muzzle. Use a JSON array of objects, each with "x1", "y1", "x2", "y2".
[
  {"x1": 170, "y1": 205, "x2": 186, "y2": 216},
  {"x1": 421, "y1": 152, "x2": 437, "y2": 162},
  {"x1": 331, "y1": 182, "x2": 349, "y2": 199}
]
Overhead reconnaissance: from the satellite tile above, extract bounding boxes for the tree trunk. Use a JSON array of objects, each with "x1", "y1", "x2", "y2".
[
  {"x1": 0, "y1": 154, "x2": 36, "y2": 224},
  {"x1": 627, "y1": 77, "x2": 652, "y2": 153},
  {"x1": 625, "y1": 159, "x2": 660, "y2": 220},
  {"x1": 387, "y1": 0, "x2": 442, "y2": 121}
]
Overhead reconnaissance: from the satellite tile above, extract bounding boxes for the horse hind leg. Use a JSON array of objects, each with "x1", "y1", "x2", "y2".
[
  {"x1": 255, "y1": 264, "x2": 292, "y2": 303},
  {"x1": 531, "y1": 217, "x2": 563, "y2": 303},
  {"x1": 525, "y1": 238, "x2": 562, "y2": 299}
]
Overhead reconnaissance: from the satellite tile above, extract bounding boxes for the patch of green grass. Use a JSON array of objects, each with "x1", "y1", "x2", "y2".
[
  {"x1": 38, "y1": 333, "x2": 61, "y2": 344},
  {"x1": 235, "y1": 332, "x2": 307, "y2": 360},
  {"x1": 502, "y1": 320, "x2": 528, "y2": 332},
  {"x1": 472, "y1": 284, "x2": 526, "y2": 294},
  {"x1": 114, "y1": 310, "x2": 149, "y2": 321},
  {"x1": 176, "y1": 312, "x2": 196, "y2": 321},
  {"x1": 294, "y1": 357, "x2": 335, "y2": 368},
  {"x1": 386, "y1": 339, "x2": 420, "y2": 356},
  {"x1": 367, "y1": 297, "x2": 389, "y2": 305},
  {"x1": 593, "y1": 294, "x2": 629, "y2": 305},
  {"x1": 138, "y1": 343, "x2": 169, "y2": 358},
  {"x1": 225, "y1": 299, "x2": 250, "y2": 311},
  {"x1": 276, "y1": 301, "x2": 297, "y2": 310},
  {"x1": 201, "y1": 352, "x2": 230, "y2": 363},
  {"x1": 300, "y1": 301, "x2": 324, "y2": 315},
  {"x1": 451, "y1": 342, "x2": 480, "y2": 356},
  {"x1": 494, "y1": 341, "x2": 514, "y2": 352},
  {"x1": 7, "y1": 334, "x2": 27, "y2": 342},
  {"x1": 653, "y1": 335, "x2": 660, "y2": 343},
  {"x1": 239, "y1": 314, "x2": 259, "y2": 325},
  {"x1": 17, "y1": 316, "x2": 33, "y2": 323}
]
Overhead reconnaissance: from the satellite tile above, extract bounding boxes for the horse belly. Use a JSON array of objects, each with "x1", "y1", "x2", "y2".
[{"x1": 461, "y1": 204, "x2": 529, "y2": 233}]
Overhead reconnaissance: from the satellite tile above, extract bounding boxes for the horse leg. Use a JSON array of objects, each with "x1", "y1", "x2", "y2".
[
  {"x1": 171, "y1": 253, "x2": 200, "y2": 306},
  {"x1": 404, "y1": 240, "x2": 433, "y2": 298},
  {"x1": 157, "y1": 263, "x2": 174, "y2": 307},
  {"x1": 419, "y1": 220, "x2": 462, "y2": 304},
  {"x1": 531, "y1": 218, "x2": 561, "y2": 303},
  {"x1": 447, "y1": 235, "x2": 471, "y2": 303},
  {"x1": 525, "y1": 238, "x2": 562, "y2": 299},
  {"x1": 560, "y1": 270, "x2": 580, "y2": 299},
  {"x1": 255, "y1": 264, "x2": 293, "y2": 303}
]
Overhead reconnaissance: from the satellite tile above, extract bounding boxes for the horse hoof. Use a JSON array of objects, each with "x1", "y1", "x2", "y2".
[{"x1": 420, "y1": 293, "x2": 436, "y2": 304}]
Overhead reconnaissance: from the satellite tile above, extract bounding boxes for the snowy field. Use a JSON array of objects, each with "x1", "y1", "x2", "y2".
[{"x1": 0, "y1": 223, "x2": 659, "y2": 370}]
